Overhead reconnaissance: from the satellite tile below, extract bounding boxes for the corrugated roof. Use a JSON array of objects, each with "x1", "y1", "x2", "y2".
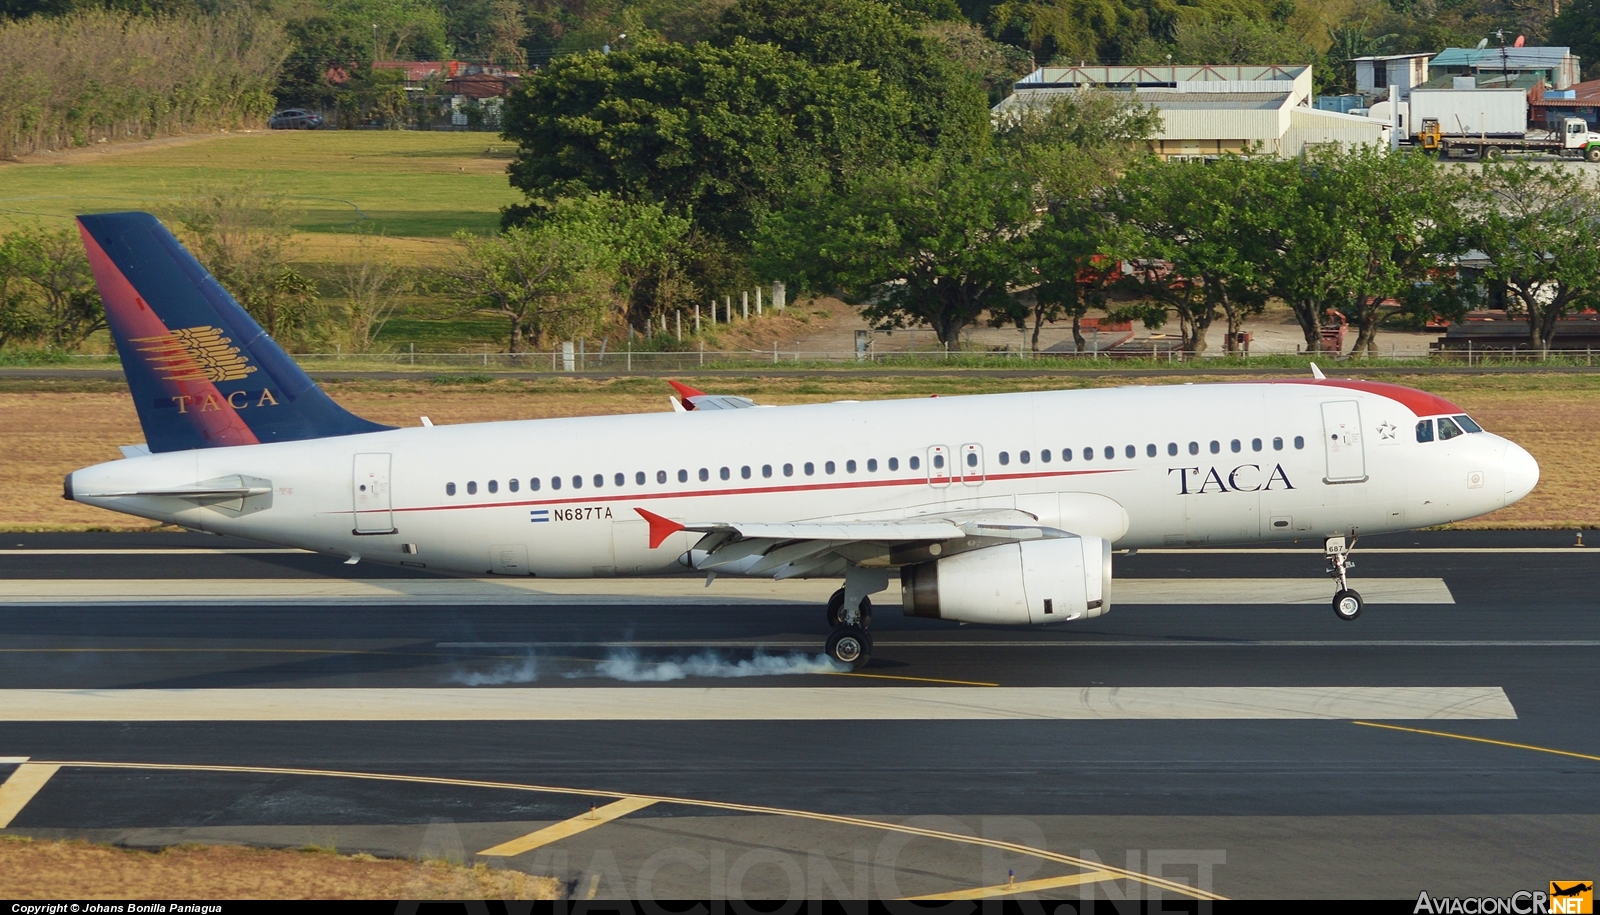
[
  {"x1": 1015, "y1": 65, "x2": 1307, "y2": 89},
  {"x1": 1131, "y1": 91, "x2": 1291, "y2": 109},
  {"x1": 1432, "y1": 47, "x2": 1572, "y2": 69},
  {"x1": 1349, "y1": 53, "x2": 1432, "y2": 62}
]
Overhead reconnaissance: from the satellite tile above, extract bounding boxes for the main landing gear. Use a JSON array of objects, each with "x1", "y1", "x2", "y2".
[
  {"x1": 1325, "y1": 535, "x2": 1363, "y2": 621},
  {"x1": 824, "y1": 587, "x2": 873, "y2": 670}
]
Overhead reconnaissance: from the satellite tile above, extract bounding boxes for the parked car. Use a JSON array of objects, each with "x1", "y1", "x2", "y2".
[{"x1": 269, "y1": 109, "x2": 324, "y2": 130}]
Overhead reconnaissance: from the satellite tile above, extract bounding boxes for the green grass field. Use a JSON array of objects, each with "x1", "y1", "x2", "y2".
[{"x1": 0, "y1": 130, "x2": 520, "y2": 239}]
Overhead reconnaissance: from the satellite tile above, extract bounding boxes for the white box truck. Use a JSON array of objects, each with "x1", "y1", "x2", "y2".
[{"x1": 1399, "y1": 88, "x2": 1600, "y2": 160}]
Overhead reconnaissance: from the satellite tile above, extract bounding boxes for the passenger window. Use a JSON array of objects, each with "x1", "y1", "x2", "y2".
[
  {"x1": 467, "y1": 481, "x2": 477, "y2": 495},
  {"x1": 1209, "y1": 441, "x2": 1220, "y2": 454},
  {"x1": 825, "y1": 461, "x2": 835, "y2": 474},
  {"x1": 1416, "y1": 419, "x2": 1434, "y2": 443},
  {"x1": 741, "y1": 466, "x2": 752, "y2": 479},
  {"x1": 784, "y1": 463, "x2": 794, "y2": 477},
  {"x1": 1437, "y1": 417, "x2": 1464, "y2": 440},
  {"x1": 656, "y1": 470, "x2": 667, "y2": 484},
  {"x1": 1040, "y1": 450, "x2": 1051, "y2": 463},
  {"x1": 1273, "y1": 437, "x2": 1283, "y2": 451},
  {"x1": 805, "y1": 462, "x2": 815, "y2": 475},
  {"x1": 719, "y1": 467, "x2": 730, "y2": 480},
  {"x1": 552, "y1": 477, "x2": 563, "y2": 490},
  {"x1": 615, "y1": 473, "x2": 624, "y2": 486},
  {"x1": 1062, "y1": 448, "x2": 1072, "y2": 462},
  {"x1": 1146, "y1": 444, "x2": 1156, "y2": 457},
  {"x1": 1167, "y1": 443, "x2": 1177, "y2": 456},
  {"x1": 446, "y1": 482, "x2": 456, "y2": 496},
  {"x1": 933, "y1": 454, "x2": 945, "y2": 469},
  {"x1": 909, "y1": 456, "x2": 920, "y2": 470},
  {"x1": 573, "y1": 475, "x2": 583, "y2": 489},
  {"x1": 867, "y1": 458, "x2": 878, "y2": 471},
  {"x1": 1456, "y1": 414, "x2": 1483, "y2": 433},
  {"x1": 593, "y1": 474, "x2": 603, "y2": 488},
  {"x1": 636, "y1": 472, "x2": 646, "y2": 485},
  {"x1": 1019, "y1": 451, "x2": 1030, "y2": 465},
  {"x1": 699, "y1": 468, "x2": 709, "y2": 482},
  {"x1": 762, "y1": 464, "x2": 773, "y2": 478},
  {"x1": 1083, "y1": 447, "x2": 1094, "y2": 461},
  {"x1": 1104, "y1": 445, "x2": 1115, "y2": 459},
  {"x1": 677, "y1": 469, "x2": 688, "y2": 483},
  {"x1": 1189, "y1": 442, "x2": 1199, "y2": 455},
  {"x1": 1294, "y1": 436, "x2": 1305, "y2": 449},
  {"x1": 970, "y1": 452, "x2": 981, "y2": 467},
  {"x1": 509, "y1": 479, "x2": 519, "y2": 493},
  {"x1": 531, "y1": 478, "x2": 541, "y2": 491},
  {"x1": 846, "y1": 460, "x2": 856, "y2": 473},
  {"x1": 889, "y1": 457, "x2": 900, "y2": 471},
  {"x1": 1124, "y1": 445, "x2": 1135, "y2": 458},
  {"x1": 488, "y1": 480, "x2": 498, "y2": 494},
  {"x1": 998, "y1": 452, "x2": 1009, "y2": 466},
  {"x1": 1230, "y1": 439, "x2": 1241, "y2": 453},
  {"x1": 1252, "y1": 438, "x2": 1262, "y2": 452}
]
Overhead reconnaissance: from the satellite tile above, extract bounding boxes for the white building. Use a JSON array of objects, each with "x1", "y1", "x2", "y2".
[
  {"x1": 996, "y1": 65, "x2": 1388, "y2": 159},
  {"x1": 1351, "y1": 53, "x2": 1431, "y2": 99}
]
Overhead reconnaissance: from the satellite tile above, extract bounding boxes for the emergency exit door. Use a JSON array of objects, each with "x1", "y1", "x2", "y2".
[
  {"x1": 1321, "y1": 401, "x2": 1367, "y2": 483},
  {"x1": 352, "y1": 453, "x2": 395, "y2": 533}
]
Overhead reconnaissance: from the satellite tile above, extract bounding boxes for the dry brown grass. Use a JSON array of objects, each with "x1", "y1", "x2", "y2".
[
  {"x1": 0, "y1": 835, "x2": 560, "y2": 900},
  {"x1": 1, "y1": 375, "x2": 1594, "y2": 529}
]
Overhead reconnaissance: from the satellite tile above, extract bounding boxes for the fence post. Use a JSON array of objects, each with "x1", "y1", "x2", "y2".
[
  {"x1": 756, "y1": 287, "x2": 763, "y2": 315},
  {"x1": 742, "y1": 291, "x2": 749, "y2": 320},
  {"x1": 695, "y1": 303, "x2": 701, "y2": 334},
  {"x1": 724, "y1": 295, "x2": 732, "y2": 323},
  {"x1": 773, "y1": 281, "x2": 786, "y2": 312},
  {"x1": 627, "y1": 340, "x2": 632, "y2": 373},
  {"x1": 773, "y1": 341, "x2": 778, "y2": 364},
  {"x1": 676, "y1": 311, "x2": 682, "y2": 342},
  {"x1": 410, "y1": 342, "x2": 414, "y2": 366},
  {"x1": 699, "y1": 341, "x2": 704, "y2": 367},
  {"x1": 483, "y1": 344, "x2": 488, "y2": 367},
  {"x1": 577, "y1": 338, "x2": 585, "y2": 371}
]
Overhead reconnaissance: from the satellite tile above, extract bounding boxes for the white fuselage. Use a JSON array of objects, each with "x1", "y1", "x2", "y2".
[{"x1": 68, "y1": 382, "x2": 1536, "y2": 577}]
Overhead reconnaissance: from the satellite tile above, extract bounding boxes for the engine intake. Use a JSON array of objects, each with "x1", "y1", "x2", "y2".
[{"x1": 900, "y1": 536, "x2": 1111, "y2": 625}]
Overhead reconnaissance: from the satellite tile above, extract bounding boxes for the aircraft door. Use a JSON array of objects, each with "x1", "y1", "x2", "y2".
[
  {"x1": 1321, "y1": 401, "x2": 1367, "y2": 483},
  {"x1": 352, "y1": 453, "x2": 395, "y2": 533},
  {"x1": 960, "y1": 443, "x2": 985, "y2": 486},
  {"x1": 927, "y1": 445, "x2": 951, "y2": 487}
]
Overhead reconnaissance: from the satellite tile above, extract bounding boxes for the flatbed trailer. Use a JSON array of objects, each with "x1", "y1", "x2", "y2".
[{"x1": 1413, "y1": 117, "x2": 1600, "y2": 160}]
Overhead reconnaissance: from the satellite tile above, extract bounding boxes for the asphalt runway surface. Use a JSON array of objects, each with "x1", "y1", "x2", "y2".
[{"x1": 0, "y1": 529, "x2": 1596, "y2": 900}]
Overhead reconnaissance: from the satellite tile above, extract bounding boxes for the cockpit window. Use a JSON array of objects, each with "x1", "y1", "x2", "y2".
[
  {"x1": 1437, "y1": 416, "x2": 1464, "y2": 440},
  {"x1": 1455, "y1": 414, "x2": 1483, "y2": 433},
  {"x1": 1415, "y1": 419, "x2": 1434, "y2": 443}
]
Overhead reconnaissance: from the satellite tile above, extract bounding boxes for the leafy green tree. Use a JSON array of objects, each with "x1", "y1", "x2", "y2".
[
  {"x1": 537, "y1": 194, "x2": 698, "y2": 329},
  {"x1": 992, "y1": 91, "x2": 1159, "y2": 353},
  {"x1": 1111, "y1": 156, "x2": 1275, "y2": 358},
  {"x1": 501, "y1": 37, "x2": 911, "y2": 243},
  {"x1": 1467, "y1": 160, "x2": 1600, "y2": 354},
  {"x1": 1552, "y1": 0, "x2": 1600, "y2": 80},
  {"x1": 754, "y1": 154, "x2": 1033, "y2": 347},
  {"x1": 713, "y1": 0, "x2": 990, "y2": 151},
  {"x1": 445, "y1": 224, "x2": 620, "y2": 352},
  {"x1": 0, "y1": 225, "x2": 103, "y2": 350}
]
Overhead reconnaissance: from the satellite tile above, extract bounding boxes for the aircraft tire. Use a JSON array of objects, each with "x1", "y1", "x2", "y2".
[
  {"x1": 1332, "y1": 589, "x2": 1363, "y2": 621},
  {"x1": 826, "y1": 591, "x2": 873, "y2": 629},
  {"x1": 825, "y1": 625, "x2": 871, "y2": 670}
]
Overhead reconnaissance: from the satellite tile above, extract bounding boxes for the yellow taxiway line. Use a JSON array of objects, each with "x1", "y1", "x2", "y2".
[
  {"x1": 11, "y1": 757, "x2": 1224, "y2": 901},
  {"x1": 905, "y1": 869, "x2": 1120, "y2": 899},
  {"x1": 1355, "y1": 721, "x2": 1600, "y2": 763},
  {"x1": 0, "y1": 761, "x2": 60, "y2": 828},
  {"x1": 478, "y1": 796, "x2": 659, "y2": 857}
]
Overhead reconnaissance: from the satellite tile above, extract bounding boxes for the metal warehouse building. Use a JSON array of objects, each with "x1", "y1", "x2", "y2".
[{"x1": 995, "y1": 65, "x2": 1389, "y2": 159}]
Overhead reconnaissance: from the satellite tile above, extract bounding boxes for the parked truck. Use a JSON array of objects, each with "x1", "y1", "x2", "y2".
[{"x1": 1383, "y1": 88, "x2": 1600, "y2": 160}]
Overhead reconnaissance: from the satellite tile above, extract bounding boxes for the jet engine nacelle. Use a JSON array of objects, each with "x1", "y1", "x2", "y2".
[{"x1": 900, "y1": 536, "x2": 1111, "y2": 625}]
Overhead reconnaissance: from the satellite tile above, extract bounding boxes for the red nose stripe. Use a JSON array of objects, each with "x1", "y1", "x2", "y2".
[{"x1": 1277, "y1": 379, "x2": 1463, "y2": 418}]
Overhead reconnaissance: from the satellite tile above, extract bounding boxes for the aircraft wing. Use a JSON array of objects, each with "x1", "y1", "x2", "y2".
[
  {"x1": 667, "y1": 380, "x2": 765, "y2": 412},
  {"x1": 634, "y1": 507, "x2": 1078, "y2": 579}
]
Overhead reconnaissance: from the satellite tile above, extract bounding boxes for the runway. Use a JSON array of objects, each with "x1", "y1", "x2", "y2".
[{"x1": 1, "y1": 529, "x2": 1596, "y2": 900}]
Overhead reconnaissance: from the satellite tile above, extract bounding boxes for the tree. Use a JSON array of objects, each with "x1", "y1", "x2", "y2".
[
  {"x1": 501, "y1": 38, "x2": 912, "y2": 244},
  {"x1": 992, "y1": 91, "x2": 1159, "y2": 353},
  {"x1": 1552, "y1": 0, "x2": 1600, "y2": 81},
  {"x1": 1467, "y1": 160, "x2": 1600, "y2": 354},
  {"x1": 1, "y1": 225, "x2": 103, "y2": 350},
  {"x1": 165, "y1": 183, "x2": 325, "y2": 350},
  {"x1": 712, "y1": 0, "x2": 990, "y2": 151},
  {"x1": 1111, "y1": 156, "x2": 1274, "y2": 358},
  {"x1": 336, "y1": 233, "x2": 409, "y2": 353},
  {"x1": 754, "y1": 154, "x2": 1033, "y2": 347},
  {"x1": 445, "y1": 225, "x2": 620, "y2": 352},
  {"x1": 538, "y1": 195, "x2": 698, "y2": 330}
]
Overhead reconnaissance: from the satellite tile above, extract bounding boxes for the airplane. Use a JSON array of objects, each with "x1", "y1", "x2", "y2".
[{"x1": 62, "y1": 213, "x2": 1540, "y2": 669}]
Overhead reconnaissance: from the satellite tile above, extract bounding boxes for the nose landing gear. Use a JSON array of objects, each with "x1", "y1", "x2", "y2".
[{"x1": 1326, "y1": 535, "x2": 1363, "y2": 621}]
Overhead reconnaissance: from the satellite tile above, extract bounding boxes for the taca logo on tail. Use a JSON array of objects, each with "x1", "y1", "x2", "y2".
[{"x1": 76, "y1": 212, "x2": 391, "y2": 452}]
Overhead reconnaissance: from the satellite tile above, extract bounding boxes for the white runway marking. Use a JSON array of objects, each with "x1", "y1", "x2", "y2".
[
  {"x1": 0, "y1": 686, "x2": 1516, "y2": 721},
  {"x1": 0, "y1": 577, "x2": 1453, "y2": 605}
]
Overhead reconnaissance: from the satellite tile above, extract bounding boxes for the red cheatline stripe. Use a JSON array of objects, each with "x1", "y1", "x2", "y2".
[{"x1": 383, "y1": 468, "x2": 1129, "y2": 516}]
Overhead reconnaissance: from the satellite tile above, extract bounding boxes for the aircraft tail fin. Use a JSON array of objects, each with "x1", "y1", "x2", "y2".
[{"x1": 77, "y1": 212, "x2": 393, "y2": 453}]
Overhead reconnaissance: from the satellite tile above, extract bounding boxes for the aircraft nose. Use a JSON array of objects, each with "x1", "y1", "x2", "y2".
[{"x1": 1503, "y1": 441, "x2": 1539, "y2": 507}]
